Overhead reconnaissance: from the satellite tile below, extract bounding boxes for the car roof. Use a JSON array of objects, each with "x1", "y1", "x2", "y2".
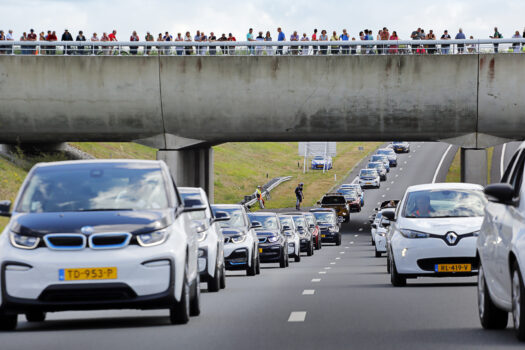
[
  {"x1": 249, "y1": 212, "x2": 277, "y2": 217},
  {"x1": 179, "y1": 187, "x2": 204, "y2": 194},
  {"x1": 212, "y1": 204, "x2": 244, "y2": 209},
  {"x1": 310, "y1": 208, "x2": 336, "y2": 212},
  {"x1": 406, "y1": 182, "x2": 484, "y2": 192},
  {"x1": 33, "y1": 159, "x2": 163, "y2": 168}
]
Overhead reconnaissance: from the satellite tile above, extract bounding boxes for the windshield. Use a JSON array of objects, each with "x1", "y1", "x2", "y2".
[
  {"x1": 305, "y1": 215, "x2": 316, "y2": 227},
  {"x1": 312, "y1": 212, "x2": 335, "y2": 224},
  {"x1": 371, "y1": 155, "x2": 385, "y2": 162},
  {"x1": 360, "y1": 169, "x2": 376, "y2": 177},
  {"x1": 314, "y1": 156, "x2": 325, "y2": 160},
  {"x1": 17, "y1": 165, "x2": 169, "y2": 213},
  {"x1": 180, "y1": 192, "x2": 206, "y2": 220},
  {"x1": 368, "y1": 162, "x2": 382, "y2": 169},
  {"x1": 278, "y1": 216, "x2": 295, "y2": 230},
  {"x1": 292, "y1": 216, "x2": 306, "y2": 229},
  {"x1": 211, "y1": 207, "x2": 246, "y2": 228},
  {"x1": 321, "y1": 196, "x2": 346, "y2": 205},
  {"x1": 248, "y1": 214, "x2": 280, "y2": 230},
  {"x1": 393, "y1": 141, "x2": 403, "y2": 145},
  {"x1": 378, "y1": 150, "x2": 393, "y2": 155},
  {"x1": 402, "y1": 189, "x2": 487, "y2": 218}
]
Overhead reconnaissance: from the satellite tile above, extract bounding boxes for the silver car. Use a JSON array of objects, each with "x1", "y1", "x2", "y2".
[{"x1": 367, "y1": 162, "x2": 387, "y2": 181}]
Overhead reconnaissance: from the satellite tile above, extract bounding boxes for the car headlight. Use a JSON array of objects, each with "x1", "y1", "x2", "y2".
[
  {"x1": 9, "y1": 232, "x2": 40, "y2": 250},
  {"x1": 137, "y1": 229, "x2": 169, "y2": 247},
  {"x1": 268, "y1": 236, "x2": 279, "y2": 243},
  {"x1": 399, "y1": 229, "x2": 429, "y2": 239},
  {"x1": 193, "y1": 224, "x2": 208, "y2": 242},
  {"x1": 231, "y1": 235, "x2": 247, "y2": 244},
  {"x1": 329, "y1": 227, "x2": 336, "y2": 232},
  {"x1": 378, "y1": 232, "x2": 386, "y2": 237}
]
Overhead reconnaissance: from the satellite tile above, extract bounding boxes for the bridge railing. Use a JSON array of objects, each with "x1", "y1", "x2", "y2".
[{"x1": 1, "y1": 39, "x2": 525, "y2": 56}]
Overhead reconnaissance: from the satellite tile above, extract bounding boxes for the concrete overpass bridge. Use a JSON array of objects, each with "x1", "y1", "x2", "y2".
[{"x1": 1, "y1": 40, "x2": 524, "y2": 198}]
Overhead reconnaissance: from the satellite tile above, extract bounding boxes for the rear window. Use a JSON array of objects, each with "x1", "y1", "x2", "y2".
[{"x1": 321, "y1": 196, "x2": 346, "y2": 205}]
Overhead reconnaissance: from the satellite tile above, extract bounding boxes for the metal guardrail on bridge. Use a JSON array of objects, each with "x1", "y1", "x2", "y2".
[
  {"x1": 2, "y1": 39, "x2": 525, "y2": 56},
  {"x1": 242, "y1": 176, "x2": 293, "y2": 208}
]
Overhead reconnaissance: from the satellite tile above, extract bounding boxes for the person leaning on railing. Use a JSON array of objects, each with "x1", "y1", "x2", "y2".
[
  {"x1": 455, "y1": 28, "x2": 466, "y2": 53},
  {"x1": 389, "y1": 31, "x2": 399, "y2": 54},
  {"x1": 264, "y1": 31, "x2": 273, "y2": 55},
  {"x1": 145, "y1": 31, "x2": 154, "y2": 55},
  {"x1": 312, "y1": 29, "x2": 318, "y2": 55},
  {"x1": 227, "y1": 33, "x2": 236, "y2": 55},
  {"x1": 61, "y1": 29, "x2": 73, "y2": 55},
  {"x1": 330, "y1": 31, "x2": 339, "y2": 55},
  {"x1": 440, "y1": 30, "x2": 451, "y2": 54},
  {"x1": 184, "y1": 31, "x2": 192, "y2": 55},
  {"x1": 129, "y1": 31, "x2": 139, "y2": 55},
  {"x1": 0, "y1": 30, "x2": 6, "y2": 55},
  {"x1": 76, "y1": 30, "x2": 86, "y2": 55},
  {"x1": 90, "y1": 32, "x2": 99, "y2": 55},
  {"x1": 319, "y1": 29, "x2": 328, "y2": 55},
  {"x1": 290, "y1": 31, "x2": 299, "y2": 55},
  {"x1": 174, "y1": 33, "x2": 184, "y2": 56},
  {"x1": 100, "y1": 32, "x2": 109, "y2": 55}
]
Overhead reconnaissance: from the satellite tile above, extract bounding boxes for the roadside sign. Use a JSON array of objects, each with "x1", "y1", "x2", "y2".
[{"x1": 298, "y1": 142, "x2": 337, "y2": 157}]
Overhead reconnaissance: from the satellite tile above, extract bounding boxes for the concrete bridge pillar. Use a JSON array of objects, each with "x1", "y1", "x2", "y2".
[
  {"x1": 157, "y1": 146, "x2": 214, "y2": 203},
  {"x1": 460, "y1": 148, "x2": 488, "y2": 186}
]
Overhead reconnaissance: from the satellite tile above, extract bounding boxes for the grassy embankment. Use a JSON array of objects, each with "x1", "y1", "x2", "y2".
[
  {"x1": 0, "y1": 141, "x2": 380, "y2": 231},
  {"x1": 445, "y1": 147, "x2": 494, "y2": 183}
]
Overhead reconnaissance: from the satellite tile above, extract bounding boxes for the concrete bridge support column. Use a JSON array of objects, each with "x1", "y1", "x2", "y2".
[
  {"x1": 460, "y1": 148, "x2": 488, "y2": 186},
  {"x1": 157, "y1": 146, "x2": 214, "y2": 203}
]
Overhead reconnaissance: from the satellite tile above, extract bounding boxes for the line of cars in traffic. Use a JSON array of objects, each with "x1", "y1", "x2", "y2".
[
  {"x1": 366, "y1": 141, "x2": 525, "y2": 341},
  {"x1": 0, "y1": 159, "x2": 345, "y2": 331}
]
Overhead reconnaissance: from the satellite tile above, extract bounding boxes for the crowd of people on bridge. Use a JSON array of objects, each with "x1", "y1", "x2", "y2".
[{"x1": 1, "y1": 26, "x2": 525, "y2": 55}]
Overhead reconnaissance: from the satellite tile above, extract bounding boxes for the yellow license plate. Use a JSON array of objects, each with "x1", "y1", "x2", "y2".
[
  {"x1": 435, "y1": 264, "x2": 471, "y2": 273},
  {"x1": 321, "y1": 234, "x2": 326, "y2": 238},
  {"x1": 59, "y1": 267, "x2": 117, "y2": 281},
  {"x1": 259, "y1": 248, "x2": 263, "y2": 253}
]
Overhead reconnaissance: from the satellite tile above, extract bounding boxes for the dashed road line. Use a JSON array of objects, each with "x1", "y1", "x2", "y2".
[
  {"x1": 319, "y1": 271, "x2": 326, "y2": 274},
  {"x1": 340, "y1": 252, "x2": 345, "y2": 254},
  {"x1": 288, "y1": 311, "x2": 307, "y2": 322},
  {"x1": 336, "y1": 257, "x2": 341, "y2": 260},
  {"x1": 312, "y1": 278, "x2": 321, "y2": 282},
  {"x1": 330, "y1": 262, "x2": 336, "y2": 265},
  {"x1": 358, "y1": 228, "x2": 363, "y2": 232},
  {"x1": 386, "y1": 188, "x2": 390, "y2": 191},
  {"x1": 302, "y1": 289, "x2": 315, "y2": 295}
]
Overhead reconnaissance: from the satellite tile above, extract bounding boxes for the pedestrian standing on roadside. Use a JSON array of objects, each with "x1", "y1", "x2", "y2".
[
  {"x1": 319, "y1": 29, "x2": 328, "y2": 55},
  {"x1": 312, "y1": 28, "x2": 318, "y2": 55},
  {"x1": 264, "y1": 31, "x2": 273, "y2": 55},
  {"x1": 129, "y1": 30, "x2": 139, "y2": 55},
  {"x1": 277, "y1": 27, "x2": 285, "y2": 55},
  {"x1": 295, "y1": 183, "x2": 304, "y2": 211},
  {"x1": 490, "y1": 27, "x2": 502, "y2": 53},
  {"x1": 455, "y1": 28, "x2": 466, "y2": 53},
  {"x1": 440, "y1": 30, "x2": 451, "y2": 54}
]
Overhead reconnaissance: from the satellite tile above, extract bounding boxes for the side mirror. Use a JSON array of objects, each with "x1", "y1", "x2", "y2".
[
  {"x1": 250, "y1": 221, "x2": 263, "y2": 229},
  {"x1": 381, "y1": 219, "x2": 391, "y2": 227},
  {"x1": 282, "y1": 225, "x2": 291, "y2": 231},
  {"x1": 212, "y1": 211, "x2": 230, "y2": 222},
  {"x1": 485, "y1": 183, "x2": 517, "y2": 206},
  {"x1": 382, "y1": 210, "x2": 396, "y2": 221},
  {"x1": 317, "y1": 201, "x2": 321, "y2": 205},
  {"x1": 0, "y1": 200, "x2": 12, "y2": 217},
  {"x1": 371, "y1": 223, "x2": 377, "y2": 229},
  {"x1": 183, "y1": 204, "x2": 207, "y2": 213}
]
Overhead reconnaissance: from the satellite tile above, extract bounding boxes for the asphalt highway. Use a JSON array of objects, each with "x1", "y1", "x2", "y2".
[{"x1": 2, "y1": 142, "x2": 523, "y2": 350}]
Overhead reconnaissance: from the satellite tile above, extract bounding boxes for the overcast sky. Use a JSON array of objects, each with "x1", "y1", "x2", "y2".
[{"x1": 2, "y1": 0, "x2": 524, "y2": 39}]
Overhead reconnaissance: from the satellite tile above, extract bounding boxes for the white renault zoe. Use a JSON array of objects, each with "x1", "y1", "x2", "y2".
[
  {"x1": 0, "y1": 160, "x2": 205, "y2": 330},
  {"x1": 385, "y1": 183, "x2": 486, "y2": 286}
]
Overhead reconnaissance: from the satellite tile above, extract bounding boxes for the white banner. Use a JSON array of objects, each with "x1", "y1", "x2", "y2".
[{"x1": 298, "y1": 142, "x2": 337, "y2": 157}]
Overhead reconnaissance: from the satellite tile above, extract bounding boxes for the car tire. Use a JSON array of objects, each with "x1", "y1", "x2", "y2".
[
  {"x1": 170, "y1": 268, "x2": 190, "y2": 325},
  {"x1": 0, "y1": 314, "x2": 17, "y2": 331},
  {"x1": 208, "y1": 263, "x2": 221, "y2": 292},
  {"x1": 390, "y1": 255, "x2": 406, "y2": 287},
  {"x1": 219, "y1": 264, "x2": 226, "y2": 289},
  {"x1": 256, "y1": 255, "x2": 261, "y2": 274},
  {"x1": 294, "y1": 253, "x2": 301, "y2": 262},
  {"x1": 478, "y1": 261, "x2": 508, "y2": 330},
  {"x1": 286, "y1": 252, "x2": 290, "y2": 267},
  {"x1": 386, "y1": 254, "x2": 391, "y2": 274},
  {"x1": 307, "y1": 240, "x2": 313, "y2": 256},
  {"x1": 336, "y1": 234, "x2": 342, "y2": 246},
  {"x1": 375, "y1": 250, "x2": 382, "y2": 258},
  {"x1": 279, "y1": 247, "x2": 287, "y2": 268},
  {"x1": 247, "y1": 250, "x2": 257, "y2": 276},
  {"x1": 25, "y1": 312, "x2": 46, "y2": 323},
  {"x1": 371, "y1": 237, "x2": 375, "y2": 246},
  {"x1": 512, "y1": 262, "x2": 525, "y2": 340},
  {"x1": 189, "y1": 272, "x2": 200, "y2": 317}
]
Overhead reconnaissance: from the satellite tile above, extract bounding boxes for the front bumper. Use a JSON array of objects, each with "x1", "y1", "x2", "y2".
[
  {"x1": 320, "y1": 230, "x2": 339, "y2": 243},
  {"x1": 300, "y1": 238, "x2": 311, "y2": 252},
  {"x1": 392, "y1": 236, "x2": 478, "y2": 276},
  {"x1": 359, "y1": 180, "x2": 380, "y2": 188},
  {"x1": 375, "y1": 234, "x2": 387, "y2": 253},
  {"x1": 259, "y1": 243, "x2": 283, "y2": 262}
]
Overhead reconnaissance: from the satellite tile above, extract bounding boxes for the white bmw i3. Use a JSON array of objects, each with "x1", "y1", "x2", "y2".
[
  {"x1": 385, "y1": 183, "x2": 486, "y2": 286},
  {"x1": 0, "y1": 160, "x2": 205, "y2": 330}
]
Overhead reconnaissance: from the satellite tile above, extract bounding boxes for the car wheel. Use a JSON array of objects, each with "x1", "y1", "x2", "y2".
[
  {"x1": 478, "y1": 261, "x2": 508, "y2": 329},
  {"x1": 375, "y1": 250, "x2": 382, "y2": 258},
  {"x1": 286, "y1": 252, "x2": 290, "y2": 267},
  {"x1": 386, "y1": 254, "x2": 391, "y2": 274},
  {"x1": 336, "y1": 234, "x2": 342, "y2": 246},
  {"x1": 247, "y1": 250, "x2": 257, "y2": 276},
  {"x1": 307, "y1": 241, "x2": 313, "y2": 256},
  {"x1": 256, "y1": 255, "x2": 261, "y2": 274},
  {"x1": 25, "y1": 312, "x2": 46, "y2": 323},
  {"x1": 170, "y1": 267, "x2": 190, "y2": 324},
  {"x1": 189, "y1": 272, "x2": 200, "y2": 317},
  {"x1": 0, "y1": 314, "x2": 17, "y2": 331},
  {"x1": 219, "y1": 264, "x2": 226, "y2": 289},
  {"x1": 390, "y1": 255, "x2": 406, "y2": 287},
  {"x1": 512, "y1": 263, "x2": 525, "y2": 340},
  {"x1": 208, "y1": 263, "x2": 220, "y2": 292},
  {"x1": 371, "y1": 237, "x2": 375, "y2": 246},
  {"x1": 279, "y1": 247, "x2": 287, "y2": 268},
  {"x1": 294, "y1": 253, "x2": 301, "y2": 262}
]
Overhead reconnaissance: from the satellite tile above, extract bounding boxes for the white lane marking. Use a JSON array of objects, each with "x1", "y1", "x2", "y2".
[
  {"x1": 500, "y1": 143, "x2": 507, "y2": 179},
  {"x1": 358, "y1": 228, "x2": 363, "y2": 232},
  {"x1": 404, "y1": 161, "x2": 408, "y2": 164},
  {"x1": 432, "y1": 144, "x2": 453, "y2": 183},
  {"x1": 319, "y1": 271, "x2": 326, "y2": 274},
  {"x1": 377, "y1": 201, "x2": 381, "y2": 205},
  {"x1": 382, "y1": 194, "x2": 386, "y2": 198},
  {"x1": 351, "y1": 176, "x2": 359, "y2": 184},
  {"x1": 345, "y1": 246, "x2": 349, "y2": 248},
  {"x1": 324, "y1": 267, "x2": 331, "y2": 270},
  {"x1": 288, "y1": 311, "x2": 307, "y2": 322},
  {"x1": 395, "y1": 174, "x2": 399, "y2": 177},
  {"x1": 336, "y1": 257, "x2": 341, "y2": 260},
  {"x1": 350, "y1": 242, "x2": 354, "y2": 245},
  {"x1": 408, "y1": 155, "x2": 412, "y2": 158},
  {"x1": 312, "y1": 278, "x2": 321, "y2": 282},
  {"x1": 340, "y1": 252, "x2": 345, "y2": 254},
  {"x1": 354, "y1": 234, "x2": 358, "y2": 237},
  {"x1": 330, "y1": 262, "x2": 336, "y2": 265},
  {"x1": 399, "y1": 168, "x2": 403, "y2": 171},
  {"x1": 302, "y1": 289, "x2": 315, "y2": 295},
  {"x1": 386, "y1": 188, "x2": 390, "y2": 191},
  {"x1": 391, "y1": 181, "x2": 394, "y2": 184}
]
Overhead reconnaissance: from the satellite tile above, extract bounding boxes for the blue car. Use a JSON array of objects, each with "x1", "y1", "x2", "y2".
[{"x1": 311, "y1": 156, "x2": 333, "y2": 170}]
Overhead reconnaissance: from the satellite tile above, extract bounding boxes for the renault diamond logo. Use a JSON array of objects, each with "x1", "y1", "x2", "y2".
[
  {"x1": 445, "y1": 231, "x2": 458, "y2": 245},
  {"x1": 81, "y1": 226, "x2": 94, "y2": 235}
]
